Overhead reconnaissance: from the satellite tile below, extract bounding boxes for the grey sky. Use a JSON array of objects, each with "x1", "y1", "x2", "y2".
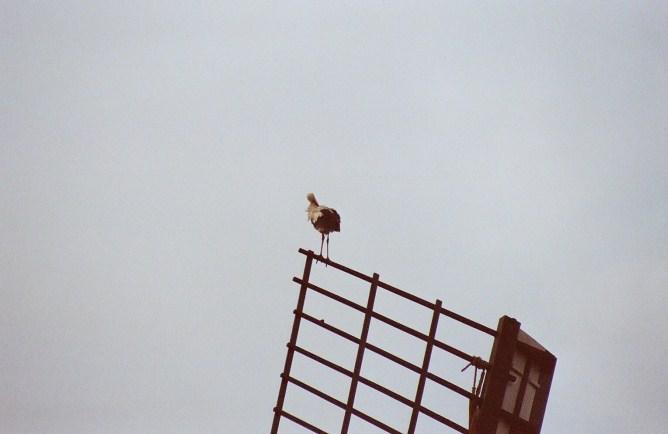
[{"x1": 2, "y1": 2, "x2": 667, "y2": 433}]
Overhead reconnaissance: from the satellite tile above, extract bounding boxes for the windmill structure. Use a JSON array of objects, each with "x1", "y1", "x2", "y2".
[{"x1": 271, "y1": 249, "x2": 556, "y2": 434}]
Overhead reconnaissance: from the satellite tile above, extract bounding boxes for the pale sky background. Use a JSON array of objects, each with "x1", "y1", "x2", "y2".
[{"x1": 2, "y1": 2, "x2": 668, "y2": 433}]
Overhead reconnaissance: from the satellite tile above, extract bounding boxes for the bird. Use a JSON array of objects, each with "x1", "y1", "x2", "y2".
[{"x1": 306, "y1": 193, "x2": 340, "y2": 260}]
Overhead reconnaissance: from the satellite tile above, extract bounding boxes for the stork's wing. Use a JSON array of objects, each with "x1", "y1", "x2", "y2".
[{"x1": 318, "y1": 207, "x2": 341, "y2": 232}]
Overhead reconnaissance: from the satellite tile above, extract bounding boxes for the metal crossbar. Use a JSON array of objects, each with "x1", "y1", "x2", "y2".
[
  {"x1": 293, "y1": 277, "x2": 488, "y2": 365},
  {"x1": 271, "y1": 249, "x2": 495, "y2": 434},
  {"x1": 295, "y1": 248, "x2": 497, "y2": 336},
  {"x1": 296, "y1": 314, "x2": 475, "y2": 400}
]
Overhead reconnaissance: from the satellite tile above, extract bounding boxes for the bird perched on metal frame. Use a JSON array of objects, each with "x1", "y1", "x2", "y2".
[{"x1": 306, "y1": 193, "x2": 340, "y2": 260}]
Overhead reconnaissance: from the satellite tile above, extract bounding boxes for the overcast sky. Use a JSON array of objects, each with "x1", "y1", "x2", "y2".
[{"x1": 2, "y1": 2, "x2": 667, "y2": 433}]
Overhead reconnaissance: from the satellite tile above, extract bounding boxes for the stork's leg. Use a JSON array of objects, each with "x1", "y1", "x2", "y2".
[
  {"x1": 326, "y1": 234, "x2": 330, "y2": 260},
  {"x1": 319, "y1": 233, "x2": 325, "y2": 257}
]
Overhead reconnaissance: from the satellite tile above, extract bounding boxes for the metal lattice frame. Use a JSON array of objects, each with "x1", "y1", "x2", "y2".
[{"x1": 271, "y1": 249, "x2": 497, "y2": 434}]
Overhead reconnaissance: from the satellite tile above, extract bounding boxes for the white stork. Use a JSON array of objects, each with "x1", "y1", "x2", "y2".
[{"x1": 306, "y1": 193, "x2": 340, "y2": 260}]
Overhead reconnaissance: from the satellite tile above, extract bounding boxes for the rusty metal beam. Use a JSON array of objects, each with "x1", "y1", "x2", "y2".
[
  {"x1": 407, "y1": 299, "x2": 442, "y2": 434},
  {"x1": 271, "y1": 253, "x2": 314, "y2": 434},
  {"x1": 341, "y1": 273, "x2": 379, "y2": 434},
  {"x1": 279, "y1": 409, "x2": 328, "y2": 434}
]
